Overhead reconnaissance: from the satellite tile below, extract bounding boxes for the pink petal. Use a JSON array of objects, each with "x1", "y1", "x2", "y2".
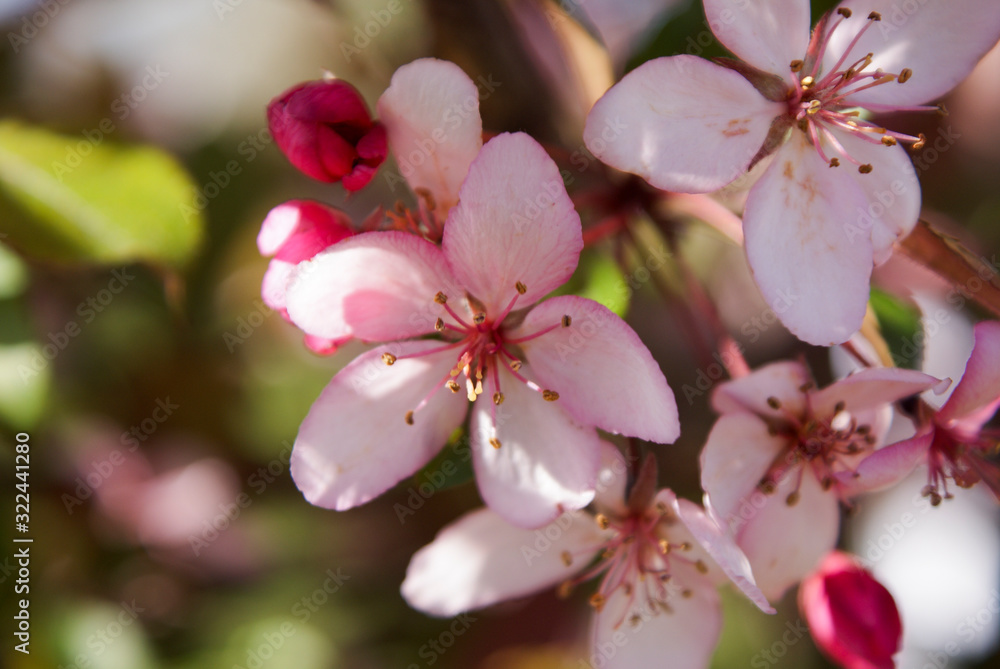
[
  {"x1": 470, "y1": 364, "x2": 601, "y2": 528},
  {"x1": 290, "y1": 341, "x2": 467, "y2": 510},
  {"x1": 737, "y1": 471, "x2": 841, "y2": 601},
  {"x1": 711, "y1": 360, "x2": 811, "y2": 418},
  {"x1": 811, "y1": 367, "x2": 945, "y2": 417},
  {"x1": 828, "y1": 0, "x2": 1000, "y2": 107},
  {"x1": 673, "y1": 495, "x2": 776, "y2": 613},
  {"x1": 703, "y1": 0, "x2": 811, "y2": 80},
  {"x1": 514, "y1": 295, "x2": 679, "y2": 444},
  {"x1": 261, "y1": 259, "x2": 295, "y2": 314},
  {"x1": 402, "y1": 508, "x2": 604, "y2": 617},
  {"x1": 594, "y1": 441, "x2": 630, "y2": 517},
  {"x1": 442, "y1": 133, "x2": 583, "y2": 317},
  {"x1": 744, "y1": 133, "x2": 874, "y2": 346},
  {"x1": 832, "y1": 130, "x2": 921, "y2": 264},
  {"x1": 846, "y1": 431, "x2": 934, "y2": 495},
  {"x1": 303, "y1": 334, "x2": 345, "y2": 356},
  {"x1": 376, "y1": 58, "x2": 483, "y2": 218},
  {"x1": 590, "y1": 565, "x2": 721, "y2": 669},
  {"x1": 284, "y1": 231, "x2": 457, "y2": 341},
  {"x1": 940, "y1": 321, "x2": 1000, "y2": 430},
  {"x1": 583, "y1": 55, "x2": 784, "y2": 193},
  {"x1": 700, "y1": 413, "x2": 788, "y2": 529}
]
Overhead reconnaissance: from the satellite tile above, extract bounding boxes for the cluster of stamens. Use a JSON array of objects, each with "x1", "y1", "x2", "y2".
[
  {"x1": 758, "y1": 390, "x2": 875, "y2": 506},
  {"x1": 381, "y1": 283, "x2": 571, "y2": 447},
  {"x1": 558, "y1": 504, "x2": 709, "y2": 629},
  {"x1": 789, "y1": 8, "x2": 944, "y2": 172},
  {"x1": 922, "y1": 420, "x2": 1000, "y2": 506}
]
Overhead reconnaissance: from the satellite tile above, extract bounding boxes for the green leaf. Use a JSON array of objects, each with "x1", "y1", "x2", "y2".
[
  {"x1": 0, "y1": 120, "x2": 204, "y2": 268},
  {"x1": 411, "y1": 428, "x2": 475, "y2": 494},
  {"x1": 870, "y1": 289, "x2": 923, "y2": 369},
  {"x1": 553, "y1": 248, "x2": 630, "y2": 317}
]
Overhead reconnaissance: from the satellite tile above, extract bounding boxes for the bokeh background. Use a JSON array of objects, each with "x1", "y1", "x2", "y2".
[{"x1": 1, "y1": 1, "x2": 998, "y2": 668}]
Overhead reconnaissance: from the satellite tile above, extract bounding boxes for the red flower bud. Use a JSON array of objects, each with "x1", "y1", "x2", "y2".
[
  {"x1": 267, "y1": 79, "x2": 387, "y2": 190},
  {"x1": 800, "y1": 552, "x2": 902, "y2": 669}
]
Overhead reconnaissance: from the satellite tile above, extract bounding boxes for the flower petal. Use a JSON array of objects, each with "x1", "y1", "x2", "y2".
[
  {"x1": 402, "y1": 508, "x2": 604, "y2": 617},
  {"x1": 376, "y1": 58, "x2": 483, "y2": 218},
  {"x1": 514, "y1": 295, "x2": 679, "y2": 444},
  {"x1": 833, "y1": 130, "x2": 921, "y2": 264},
  {"x1": 737, "y1": 471, "x2": 841, "y2": 601},
  {"x1": 829, "y1": 0, "x2": 1000, "y2": 107},
  {"x1": 290, "y1": 341, "x2": 467, "y2": 510},
  {"x1": 583, "y1": 55, "x2": 785, "y2": 193},
  {"x1": 744, "y1": 133, "x2": 874, "y2": 346},
  {"x1": 594, "y1": 441, "x2": 630, "y2": 517},
  {"x1": 442, "y1": 133, "x2": 582, "y2": 316},
  {"x1": 940, "y1": 321, "x2": 1000, "y2": 430},
  {"x1": 711, "y1": 360, "x2": 811, "y2": 418},
  {"x1": 591, "y1": 565, "x2": 721, "y2": 669},
  {"x1": 285, "y1": 231, "x2": 458, "y2": 341},
  {"x1": 703, "y1": 0, "x2": 811, "y2": 79},
  {"x1": 811, "y1": 367, "x2": 945, "y2": 417},
  {"x1": 700, "y1": 413, "x2": 788, "y2": 532},
  {"x1": 471, "y1": 364, "x2": 601, "y2": 528},
  {"x1": 673, "y1": 496, "x2": 776, "y2": 613},
  {"x1": 846, "y1": 431, "x2": 934, "y2": 495}
]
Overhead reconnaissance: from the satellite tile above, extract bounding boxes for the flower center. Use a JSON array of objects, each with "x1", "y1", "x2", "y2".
[
  {"x1": 560, "y1": 505, "x2": 709, "y2": 629},
  {"x1": 787, "y1": 8, "x2": 941, "y2": 171},
  {"x1": 381, "y1": 282, "x2": 570, "y2": 446},
  {"x1": 759, "y1": 394, "x2": 875, "y2": 505},
  {"x1": 923, "y1": 420, "x2": 1000, "y2": 505}
]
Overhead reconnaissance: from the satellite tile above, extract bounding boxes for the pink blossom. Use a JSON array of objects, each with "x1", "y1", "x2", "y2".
[
  {"x1": 854, "y1": 321, "x2": 1000, "y2": 504},
  {"x1": 257, "y1": 199, "x2": 355, "y2": 355},
  {"x1": 700, "y1": 360, "x2": 944, "y2": 599},
  {"x1": 800, "y1": 551, "x2": 902, "y2": 669},
  {"x1": 402, "y1": 446, "x2": 773, "y2": 669},
  {"x1": 584, "y1": 0, "x2": 1000, "y2": 345},
  {"x1": 267, "y1": 78, "x2": 387, "y2": 190},
  {"x1": 284, "y1": 132, "x2": 678, "y2": 528}
]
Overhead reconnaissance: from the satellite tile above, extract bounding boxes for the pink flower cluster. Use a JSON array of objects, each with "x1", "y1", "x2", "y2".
[{"x1": 258, "y1": 1, "x2": 1000, "y2": 667}]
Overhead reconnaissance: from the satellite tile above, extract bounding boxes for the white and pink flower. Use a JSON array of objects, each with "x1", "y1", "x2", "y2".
[
  {"x1": 700, "y1": 360, "x2": 945, "y2": 599},
  {"x1": 584, "y1": 0, "x2": 1000, "y2": 345},
  {"x1": 284, "y1": 130, "x2": 678, "y2": 529},
  {"x1": 402, "y1": 445, "x2": 774, "y2": 669}
]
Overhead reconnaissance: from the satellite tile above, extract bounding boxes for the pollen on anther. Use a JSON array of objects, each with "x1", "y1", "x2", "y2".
[
  {"x1": 434, "y1": 318, "x2": 445, "y2": 332},
  {"x1": 473, "y1": 312, "x2": 486, "y2": 325},
  {"x1": 561, "y1": 315, "x2": 572, "y2": 327},
  {"x1": 595, "y1": 514, "x2": 610, "y2": 530},
  {"x1": 542, "y1": 390, "x2": 560, "y2": 402},
  {"x1": 695, "y1": 560, "x2": 709, "y2": 574},
  {"x1": 898, "y1": 68, "x2": 913, "y2": 83},
  {"x1": 489, "y1": 437, "x2": 502, "y2": 449},
  {"x1": 858, "y1": 164, "x2": 873, "y2": 174},
  {"x1": 509, "y1": 360, "x2": 522, "y2": 372},
  {"x1": 801, "y1": 75, "x2": 815, "y2": 88},
  {"x1": 767, "y1": 396, "x2": 781, "y2": 410},
  {"x1": 446, "y1": 380, "x2": 461, "y2": 393},
  {"x1": 515, "y1": 281, "x2": 527, "y2": 295},
  {"x1": 493, "y1": 391, "x2": 504, "y2": 405},
  {"x1": 659, "y1": 539, "x2": 670, "y2": 554},
  {"x1": 837, "y1": 7, "x2": 852, "y2": 17},
  {"x1": 560, "y1": 550, "x2": 573, "y2": 566},
  {"x1": 404, "y1": 411, "x2": 415, "y2": 425},
  {"x1": 382, "y1": 352, "x2": 397, "y2": 365},
  {"x1": 786, "y1": 491, "x2": 800, "y2": 506},
  {"x1": 434, "y1": 292, "x2": 448, "y2": 304},
  {"x1": 868, "y1": 11, "x2": 882, "y2": 20},
  {"x1": 881, "y1": 136, "x2": 898, "y2": 146},
  {"x1": 790, "y1": 59, "x2": 804, "y2": 72},
  {"x1": 589, "y1": 593, "x2": 606, "y2": 611},
  {"x1": 913, "y1": 133, "x2": 927, "y2": 149},
  {"x1": 829, "y1": 158, "x2": 841, "y2": 168}
]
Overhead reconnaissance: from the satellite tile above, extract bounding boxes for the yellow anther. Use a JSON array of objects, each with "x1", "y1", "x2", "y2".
[
  {"x1": 560, "y1": 550, "x2": 573, "y2": 566},
  {"x1": 382, "y1": 353, "x2": 397, "y2": 365},
  {"x1": 912, "y1": 133, "x2": 927, "y2": 149},
  {"x1": 658, "y1": 539, "x2": 670, "y2": 554},
  {"x1": 858, "y1": 164, "x2": 873, "y2": 174},
  {"x1": 434, "y1": 292, "x2": 448, "y2": 304},
  {"x1": 806, "y1": 99, "x2": 821, "y2": 115},
  {"x1": 493, "y1": 391, "x2": 504, "y2": 405},
  {"x1": 434, "y1": 318, "x2": 445, "y2": 331},
  {"x1": 589, "y1": 593, "x2": 606, "y2": 611},
  {"x1": 509, "y1": 360, "x2": 522, "y2": 372},
  {"x1": 404, "y1": 411, "x2": 414, "y2": 425},
  {"x1": 868, "y1": 11, "x2": 882, "y2": 20},
  {"x1": 561, "y1": 315, "x2": 572, "y2": 327},
  {"x1": 446, "y1": 380, "x2": 461, "y2": 393},
  {"x1": 557, "y1": 581, "x2": 574, "y2": 598},
  {"x1": 881, "y1": 136, "x2": 898, "y2": 146},
  {"x1": 695, "y1": 560, "x2": 709, "y2": 574},
  {"x1": 489, "y1": 437, "x2": 502, "y2": 449},
  {"x1": 786, "y1": 490, "x2": 801, "y2": 506},
  {"x1": 801, "y1": 75, "x2": 815, "y2": 88},
  {"x1": 473, "y1": 312, "x2": 486, "y2": 325},
  {"x1": 515, "y1": 281, "x2": 527, "y2": 295},
  {"x1": 678, "y1": 542, "x2": 692, "y2": 551},
  {"x1": 790, "y1": 59, "x2": 804, "y2": 72},
  {"x1": 837, "y1": 7, "x2": 852, "y2": 18},
  {"x1": 542, "y1": 390, "x2": 560, "y2": 402},
  {"x1": 898, "y1": 68, "x2": 913, "y2": 83},
  {"x1": 829, "y1": 158, "x2": 841, "y2": 168},
  {"x1": 595, "y1": 514, "x2": 610, "y2": 530}
]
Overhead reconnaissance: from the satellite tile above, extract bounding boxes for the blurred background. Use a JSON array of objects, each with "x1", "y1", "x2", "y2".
[{"x1": 0, "y1": 0, "x2": 998, "y2": 667}]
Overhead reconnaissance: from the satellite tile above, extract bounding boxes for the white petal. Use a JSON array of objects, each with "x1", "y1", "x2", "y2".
[
  {"x1": 704, "y1": 0, "x2": 812, "y2": 79},
  {"x1": 584, "y1": 55, "x2": 784, "y2": 193},
  {"x1": 402, "y1": 508, "x2": 604, "y2": 617},
  {"x1": 290, "y1": 341, "x2": 467, "y2": 510}
]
